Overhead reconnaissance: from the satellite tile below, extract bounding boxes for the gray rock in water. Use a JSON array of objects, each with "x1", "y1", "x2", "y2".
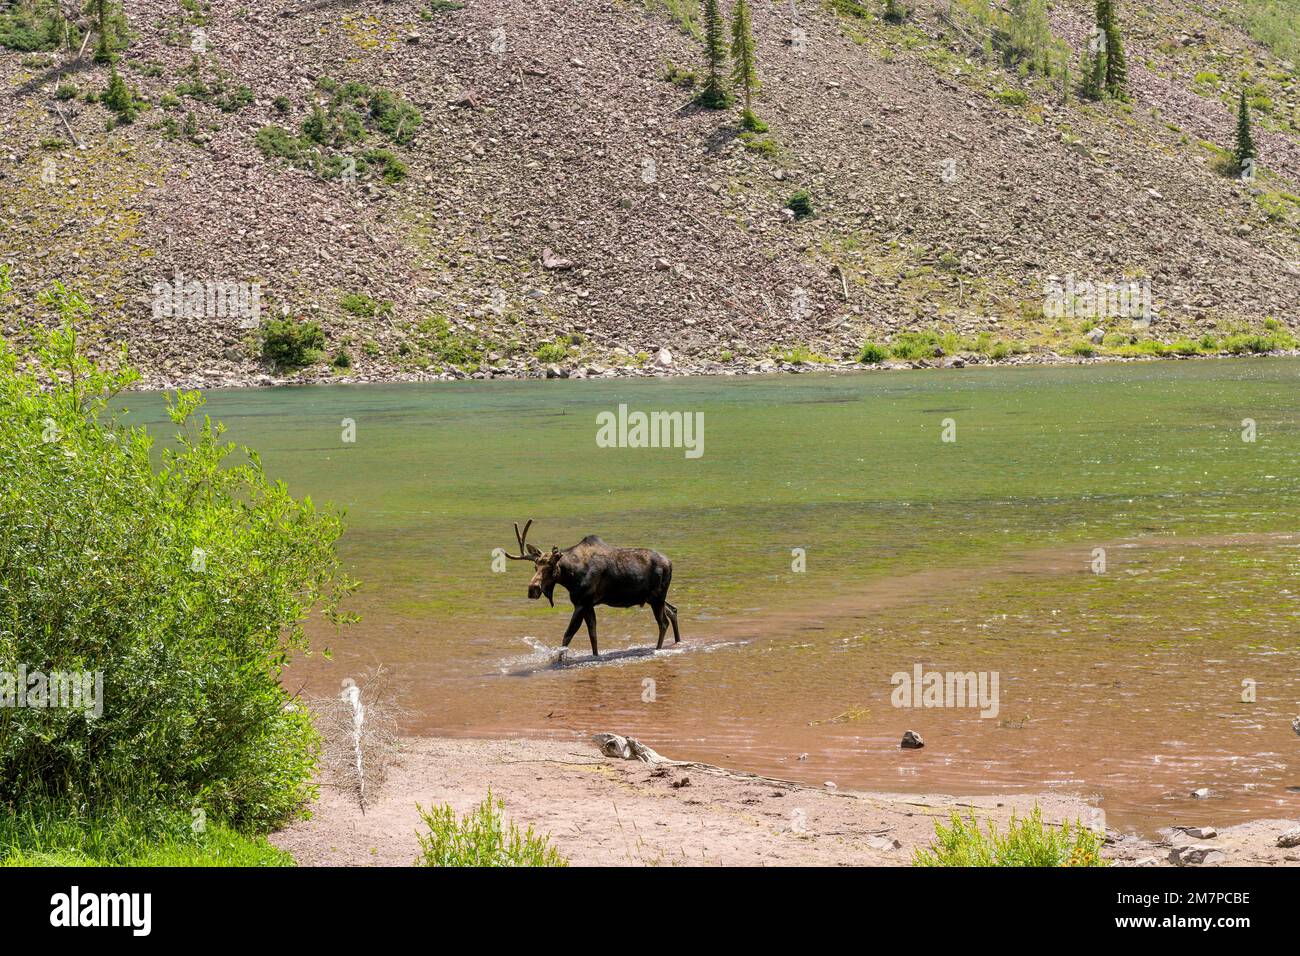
[
  {"x1": 1277, "y1": 826, "x2": 1300, "y2": 849},
  {"x1": 901, "y1": 730, "x2": 924, "y2": 749},
  {"x1": 1190, "y1": 787, "x2": 1210, "y2": 799}
]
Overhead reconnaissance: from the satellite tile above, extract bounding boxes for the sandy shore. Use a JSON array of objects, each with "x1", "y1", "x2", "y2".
[{"x1": 270, "y1": 735, "x2": 1300, "y2": 867}]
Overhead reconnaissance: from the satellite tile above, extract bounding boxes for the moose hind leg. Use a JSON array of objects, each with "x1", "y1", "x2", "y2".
[
  {"x1": 652, "y1": 601, "x2": 669, "y2": 650},
  {"x1": 561, "y1": 606, "x2": 584, "y2": 648},
  {"x1": 583, "y1": 606, "x2": 599, "y2": 657},
  {"x1": 666, "y1": 600, "x2": 681, "y2": 643}
]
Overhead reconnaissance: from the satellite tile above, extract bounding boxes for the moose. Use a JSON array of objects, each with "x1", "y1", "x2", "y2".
[{"x1": 503, "y1": 519, "x2": 680, "y2": 657}]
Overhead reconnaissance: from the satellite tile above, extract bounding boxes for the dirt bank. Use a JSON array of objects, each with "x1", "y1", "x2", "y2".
[{"x1": 270, "y1": 735, "x2": 1300, "y2": 867}]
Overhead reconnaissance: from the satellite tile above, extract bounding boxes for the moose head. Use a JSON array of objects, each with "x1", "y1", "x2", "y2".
[{"x1": 503, "y1": 519, "x2": 561, "y2": 605}]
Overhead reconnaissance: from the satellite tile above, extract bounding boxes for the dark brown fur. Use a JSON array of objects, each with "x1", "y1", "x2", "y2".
[{"x1": 505, "y1": 522, "x2": 680, "y2": 656}]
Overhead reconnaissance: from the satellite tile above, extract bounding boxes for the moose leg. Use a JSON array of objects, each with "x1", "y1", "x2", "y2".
[
  {"x1": 561, "y1": 606, "x2": 585, "y2": 648},
  {"x1": 583, "y1": 606, "x2": 599, "y2": 657},
  {"x1": 652, "y1": 600, "x2": 669, "y2": 650},
  {"x1": 665, "y1": 600, "x2": 681, "y2": 643}
]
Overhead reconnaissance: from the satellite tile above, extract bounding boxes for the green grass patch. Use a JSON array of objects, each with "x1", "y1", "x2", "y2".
[
  {"x1": 416, "y1": 791, "x2": 567, "y2": 867},
  {"x1": 340, "y1": 292, "x2": 393, "y2": 318},
  {"x1": 913, "y1": 807, "x2": 1106, "y2": 867},
  {"x1": 409, "y1": 315, "x2": 488, "y2": 370},
  {"x1": 0, "y1": 802, "x2": 293, "y2": 866}
]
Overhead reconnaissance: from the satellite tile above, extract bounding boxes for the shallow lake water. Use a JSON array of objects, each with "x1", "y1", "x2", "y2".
[{"x1": 129, "y1": 359, "x2": 1300, "y2": 834}]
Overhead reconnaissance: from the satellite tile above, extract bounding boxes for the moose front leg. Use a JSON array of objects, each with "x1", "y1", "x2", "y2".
[
  {"x1": 583, "y1": 606, "x2": 599, "y2": 657},
  {"x1": 561, "y1": 606, "x2": 585, "y2": 649}
]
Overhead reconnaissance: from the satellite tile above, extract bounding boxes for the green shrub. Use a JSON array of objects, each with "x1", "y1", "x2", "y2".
[
  {"x1": 54, "y1": 82, "x2": 78, "y2": 101},
  {"x1": 0, "y1": 293, "x2": 353, "y2": 830},
  {"x1": 534, "y1": 338, "x2": 572, "y2": 363},
  {"x1": 662, "y1": 60, "x2": 697, "y2": 87},
  {"x1": 787, "y1": 189, "x2": 814, "y2": 219},
  {"x1": 412, "y1": 315, "x2": 487, "y2": 369},
  {"x1": 741, "y1": 109, "x2": 768, "y2": 132},
  {"x1": 259, "y1": 317, "x2": 326, "y2": 370},
  {"x1": 272, "y1": 95, "x2": 292, "y2": 113},
  {"x1": 995, "y1": 87, "x2": 1028, "y2": 106},
  {"x1": 1221, "y1": 331, "x2": 1294, "y2": 354},
  {"x1": 255, "y1": 125, "x2": 304, "y2": 162},
  {"x1": 889, "y1": 330, "x2": 944, "y2": 360},
  {"x1": 101, "y1": 69, "x2": 140, "y2": 124},
  {"x1": 255, "y1": 79, "x2": 420, "y2": 182},
  {"x1": 416, "y1": 792, "x2": 567, "y2": 867},
  {"x1": 1069, "y1": 341, "x2": 1097, "y2": 357},
  {"x1": 739, "y1": 131, "x2": 778, "y2": 156},
  {"x1": 339, "y1": 292, "x2": 391, "y2": 318},
  {"x1": 0, "y1": 0, "x2": 77, "y2": 52},
  {"x1": 913, "y1": 808, "x2": 1106, "y2": 867},
  {"x1": 858, "y1": 342, "x2": 888, "y2": 363}
]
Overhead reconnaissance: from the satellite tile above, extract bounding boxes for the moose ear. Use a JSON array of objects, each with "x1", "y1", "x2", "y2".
[{"x1": 526, "y1": 544, "x2": 542, "y2": 559}]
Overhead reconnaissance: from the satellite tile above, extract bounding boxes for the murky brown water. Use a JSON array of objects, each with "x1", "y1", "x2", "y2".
[{"x1": 134, "y1": 361, "x2": 1300, "y2": 835}]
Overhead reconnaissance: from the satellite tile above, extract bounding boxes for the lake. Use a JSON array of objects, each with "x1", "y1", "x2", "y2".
[{"x1": 129, "y1": 359, "x2": 1300, "y2": 834}]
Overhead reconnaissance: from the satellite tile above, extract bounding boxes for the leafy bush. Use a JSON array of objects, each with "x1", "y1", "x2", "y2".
[
  {"x1": 787, "y1": 189, "x2": 814, "y2": 219},
  {"x1": 0, "y1": 291, "x2": 353, "y2": 830},
  {"x1": 858, "y1": 342, "x2": 888, "y2": 363},
  {"x1": 889, "y1": 330, "x2": 944, "y2": 360},
  {"x1": 0, "y1": 0, "x2": 76, "y2": 52},
  {"x1": 913, "y1": 808, "x2": 1106, "y2": 867},
  {"x1": 259, "y1": 317, "x2": 326, "y2": 370},
  {"x1": 534, "y1": 338, "x2": 573, "y2": 364},
  {"x1": 416, "y1": 792, "x2": 567, "y2": 867}
]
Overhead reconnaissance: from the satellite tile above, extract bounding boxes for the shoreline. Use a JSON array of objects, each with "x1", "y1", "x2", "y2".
[
  {"x1": 269, "y1": 735, "x2": 1300, "y2": 867},
  {"x1": 135, "y1": 347, "x2": 1300, "y2": 392}
]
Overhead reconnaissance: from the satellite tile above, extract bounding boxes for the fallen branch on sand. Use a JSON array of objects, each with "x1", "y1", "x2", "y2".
[{"x1": 310, "y1": 667, "x2": 402, "y2": 814}]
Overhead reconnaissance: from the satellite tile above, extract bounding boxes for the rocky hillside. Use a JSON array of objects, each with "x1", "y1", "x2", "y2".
[{"x1": 1, "y1": 0, "x2": 1298, "y2": 387}]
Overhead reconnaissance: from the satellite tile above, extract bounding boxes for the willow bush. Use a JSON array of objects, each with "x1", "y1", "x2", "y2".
[{"x1": 0, "y1": 286, "x2": 354, "y2": 831}]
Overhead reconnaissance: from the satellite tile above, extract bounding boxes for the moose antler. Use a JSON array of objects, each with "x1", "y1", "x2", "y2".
[{"x1": 504, "y1": 519, "x2": 540, "y2": 561}]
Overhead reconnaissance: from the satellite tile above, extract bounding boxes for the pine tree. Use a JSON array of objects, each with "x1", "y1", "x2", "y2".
[
  {"x1": 699, "y1": 0, "x2": 730, "y2": 109},
  {"x1": 1008, "y1": 0, "x2": 1050, "y2": 69},
  {"x1": 731, "y1": 0, "x2": 759, "y2": 127},
  {"x1": 1080, "y1": 42, "x2": 1105, "y2": 101},
  {"x1": 85, "y1": 0, "x2": 126, "y2": 64},
  {"x1": 1097, "y1": 0, "x2": 1127, "y2": 99},
  {"x1": 1234, "y1": 89, "x2": 1257, "y2": 176}
]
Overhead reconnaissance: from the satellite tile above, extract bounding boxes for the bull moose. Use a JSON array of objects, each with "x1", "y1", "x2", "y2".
[{"x1": 503, "y1": 519, "x2": 680, "y2": 657}]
